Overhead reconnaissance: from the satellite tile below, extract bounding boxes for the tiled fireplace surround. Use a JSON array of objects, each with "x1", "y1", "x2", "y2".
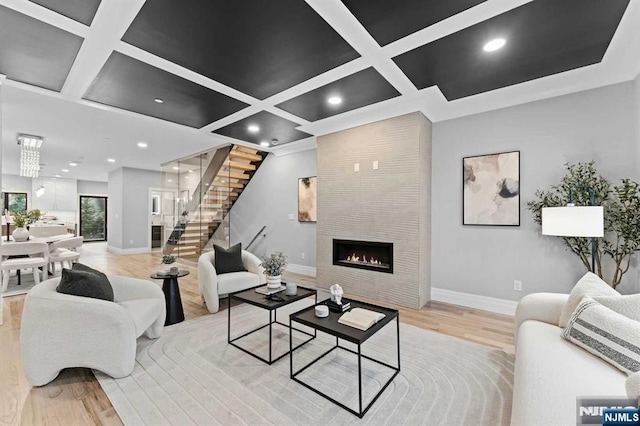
[{"x1": 317, "y1": 112, "x2": 432, "y2": 309}]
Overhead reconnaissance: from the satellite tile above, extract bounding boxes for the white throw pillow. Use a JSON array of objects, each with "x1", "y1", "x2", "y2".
[
  {"x1": 627, "y1": 371, "x2": 640, "y2": 398},
  {"x1": 559, "y1": 272, "x2": 619, "y2": 327},
  {"x1": 593, "y1": 294, "x2": 640, "y2": 322},
  {"x1": 563, "y1": 297, "x2": 640, "y2": 375}
]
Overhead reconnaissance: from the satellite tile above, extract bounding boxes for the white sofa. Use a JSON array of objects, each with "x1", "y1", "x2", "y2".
[
  {"x1": 511, "y1": 293, "x2": 628, "y2": 426},
  {"x1": 198, "y1": 250, "x2": 265, "y2": 313},
  {"x1": 21, "y1": 275, "x2": 166, "y2": 386}
]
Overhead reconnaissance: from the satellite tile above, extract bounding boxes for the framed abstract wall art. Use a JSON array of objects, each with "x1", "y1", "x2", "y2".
[
  {"x1": 298, "y1": 176, "x2": 317, "y2": 222},
  {"x1": 463, "y1": 151, "x2": 520, "y2": 226}
]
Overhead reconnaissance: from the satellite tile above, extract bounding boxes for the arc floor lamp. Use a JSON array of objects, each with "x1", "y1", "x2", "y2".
[{"x1": 541, "y1": 187, "x2": 604, "y2": 273}]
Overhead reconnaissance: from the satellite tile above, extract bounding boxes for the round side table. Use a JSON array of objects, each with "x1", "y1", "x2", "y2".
[{"x1": 150, "y1": 270, "x2": 189, "y2": 326}]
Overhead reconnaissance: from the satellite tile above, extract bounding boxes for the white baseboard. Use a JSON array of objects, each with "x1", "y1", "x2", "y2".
[
  {"x1": 431, "y1": 287, "x2": 517, "y2": 316},
  {"x1": 107, "y1": 246, "x2": 151, "y2": 255},
  {"x1": 287, "y1": 263, "x2": 317, "y2": 277}
]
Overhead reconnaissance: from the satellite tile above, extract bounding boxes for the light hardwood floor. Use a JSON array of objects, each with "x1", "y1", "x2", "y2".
[{"x1": 0, "y1": 243, "x2": 514, "y2": 425}]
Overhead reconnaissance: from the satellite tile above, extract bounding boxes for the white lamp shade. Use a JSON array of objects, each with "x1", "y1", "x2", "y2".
[{"x1": 542, "y1": 206, "x2": 604, "y2": 237}]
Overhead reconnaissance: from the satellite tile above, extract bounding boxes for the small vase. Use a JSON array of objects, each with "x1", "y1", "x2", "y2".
[
  {"x1": 266, "y1": 274, "x2": 282, "y2": 289},
  {"x1": 12, "y1": 227, "x2": 30, "y2": 242}
]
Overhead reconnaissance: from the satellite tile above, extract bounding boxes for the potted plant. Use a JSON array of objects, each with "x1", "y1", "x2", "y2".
[
  {"x1": 26, "y1": 209, "x2": 43, "y2": 224},
  {"x1": 160, "y1": 255, "x2": 178, "y2": 275},
  {"x1": 11, "y1": 212, "x2": 30, "y2": 242},
  {"x1": 260, "y1": 251, "x2": 287, "y2": 289}
]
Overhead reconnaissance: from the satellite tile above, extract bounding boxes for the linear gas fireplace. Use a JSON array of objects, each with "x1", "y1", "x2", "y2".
[{"x1": 333, "y1": 239, "x2": 393, "y2": 274}]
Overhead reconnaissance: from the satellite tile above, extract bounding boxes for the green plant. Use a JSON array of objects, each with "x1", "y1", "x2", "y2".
[
  {"x1": 259, "y1": 252, "x2": 287, "y2": 277},
  {"x1": 26, "y1": 209, "x2": 43, "y2": 224},
  {"x1": 162, "y1": 255, "x2": 176, "y2": 265},
  {"x1": 528, "y1": 162, "x2": 640, "y2": 288},
  {"x1": 12, "y1": 212, "x2": 27, "y2": 228}
]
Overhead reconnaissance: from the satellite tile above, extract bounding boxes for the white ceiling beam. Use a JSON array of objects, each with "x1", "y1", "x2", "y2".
[
  {"x1": 304, "y1": 0, "x2": 417, "y2": 96},
  {"x1": 382, "y1": 0, "x2": 533, "y2": 58},
  {"x1": 0, "y1": 0, "x2": 88, "y2": 37},
  {"x1": 116, "y1": 41, "x2": 260, "y2": 106},
  {"x1": 61, "y1": 0, "x2": 146, "y2": 99}
]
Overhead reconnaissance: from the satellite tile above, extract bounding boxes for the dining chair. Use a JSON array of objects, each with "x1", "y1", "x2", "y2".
[
  {"x1": 48, "y1": 236, "x2": 84, "y2": 276},
  {"x1": 0, "y1": 242, "x2": 49, "y2": 293}
]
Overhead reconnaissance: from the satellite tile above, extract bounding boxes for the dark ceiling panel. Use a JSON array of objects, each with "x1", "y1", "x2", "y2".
[
  {"x1": 122, "y1": 0, "x2": 360, "y2": 100},
  {"x1": 0, "y1": 5, "x2": 83, "y2": 92},
  {"x1": 276, "y1": 67, "x2": 400, "y2": 121},
  {"x1": 29, "y1": 0, "x2": 102, "y2": 26},
  {"x1": 393, "y1": 0, "x2": 630, "y2": 101},
  {"x1": 84, "y1": 52, "x2": 249, "y2": 128},
  {"x1": 342, "y1": 0, "x2": 486, "y2": 46},
  {"x1": 213, "y1": 111, "x2": 312, "y2": 146}
]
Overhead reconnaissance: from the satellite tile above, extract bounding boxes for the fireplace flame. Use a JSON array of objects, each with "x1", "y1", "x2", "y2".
[{"x1": 346, "y1": 253, "x2": 382, "y2": 265}]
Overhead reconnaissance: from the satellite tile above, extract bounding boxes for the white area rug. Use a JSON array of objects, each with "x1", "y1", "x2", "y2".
[{"x1": 96, "y1": 302, "x2": 514, "y2": 425}]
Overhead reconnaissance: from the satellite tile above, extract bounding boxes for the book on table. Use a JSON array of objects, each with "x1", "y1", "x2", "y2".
[
  {"x1": 255, "y1": 285, "x2": 285, "y2": 295},
  {"x1": 338, "y1": 308, "x2": 386, "y2": 331}
]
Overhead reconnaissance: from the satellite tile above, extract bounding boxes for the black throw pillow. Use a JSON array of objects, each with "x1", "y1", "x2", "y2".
[
  {"x1": 56, "y1": 264, "x2": 114, "y2": 302},
  {"x1": 214, "y1": 243, "x2": 246, "y2": 274}
]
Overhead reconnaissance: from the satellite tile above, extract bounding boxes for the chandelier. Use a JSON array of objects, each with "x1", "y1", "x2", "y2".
[{"x1": 18, "y1": 134, "x2": 43, "y2": 177}]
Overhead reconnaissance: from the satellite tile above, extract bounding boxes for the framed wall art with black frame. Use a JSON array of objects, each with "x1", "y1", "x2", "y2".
[{"x1": 463, "y1": 151, "x2": 520, "y2": 226}]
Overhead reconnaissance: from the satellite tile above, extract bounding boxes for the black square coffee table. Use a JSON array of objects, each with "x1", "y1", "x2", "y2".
[
  {"x1": 289, "y1": 299, "x2": 400, "y2": 418},
  {"x1": 228, "y1": 284, "x2": 317, "y2": 364}
]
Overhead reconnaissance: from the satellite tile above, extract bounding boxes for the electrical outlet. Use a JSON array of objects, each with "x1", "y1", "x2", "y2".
[
  {"x1": 373, "y1": 160, "x2": 379, "y2": 170},
  {"x1": 301, "y1": 252, "x2": 305, "y2": 259},
  {"x1": 514, "y1": 280, "x2": 522, "y2": 291},
  {"x1": 129, "y1": 239, "x2": 134, "y2": 245},
  {"x1": 288, "y1": 213, "x2": 294, "y2": 220},
  {"x1": 354, "y1": 163, "x2": 360, "y2": 172}
]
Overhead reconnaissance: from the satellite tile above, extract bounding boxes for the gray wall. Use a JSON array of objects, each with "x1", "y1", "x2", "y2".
[
  {"x1": 77, "y1": 179, "x2": 107, "y2": 195},
  {"x1": 229, "y1": 149, "x2": 317, "y2": 267},
  {"x1": 108, "y1": 167, "x2": 160, "y2": 251},
  {"x1": 431, "y1": 81, "x2": 639, "y2": 300},
  {"x1": 636, "y1": 73, "x2": 640, "y2": 176},
  {"x1": 107, "y1": 168, "x2": 123, "y2": 249}
]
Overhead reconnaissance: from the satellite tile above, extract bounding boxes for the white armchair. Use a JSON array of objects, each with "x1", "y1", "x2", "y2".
[
  {"x1": 20, "y1": 275, "x2": 166, "y2": 386},
  {"x1": 198, "y1": 250, "x2": 265, "y2": 313}
]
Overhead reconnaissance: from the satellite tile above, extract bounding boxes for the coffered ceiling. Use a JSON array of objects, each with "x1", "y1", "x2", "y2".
[{"x1": 1, "y1": 0, "x2": 639, "y2": 180}]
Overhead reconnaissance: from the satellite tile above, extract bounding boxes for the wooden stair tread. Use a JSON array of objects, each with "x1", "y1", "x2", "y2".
[{"x1": 229, "y1": 150, "x2": 262, "y2": 162}]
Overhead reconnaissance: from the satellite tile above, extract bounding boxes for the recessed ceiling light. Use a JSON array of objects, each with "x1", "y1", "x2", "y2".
[
  {"x1": 248, "y1": 124, "x2": 260, "y2": 133},
  {"x1": 185, "y1": 176, "x2": 189, "y2": 179},
  {"x1": 69, "y1": 162, "x2": 78, "y2": 166},
  {"x1": 483, "y1": 38, "x2": 506, "y2": 52},
  {"x1": 54, "y1": 174, "x2": 61, "y2": 178},
  {"x1": 107, "y1": 158, "x2": 116, "y2": 163},
  {"x1": 137, "y1": 142, "x2": 148, "y2": 148},
  {"x1": 154, "y1": 98, "x2": 164, "y2": 104},
  {"x1": 327, "y1": 96, "x2": 343, "y2": 105},
  {"x1": 167, "y1": 179, "x2": 173, "y2": 182},
  {"x1": 62, "y1": 169, "x2": 69, "y2": 173},
  {"x1": 188, "y1": 170, "x2": 194, "y2": 173},
  {"x1": 172, "y1": 166, "x2": 179, "y2": 170},
  {"x1": 260, "y1": 141, "x2": 270, "y2": 147}
]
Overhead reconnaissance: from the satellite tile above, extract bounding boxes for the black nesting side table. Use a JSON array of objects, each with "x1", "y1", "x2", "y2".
[
  {"x1": 150, "y1": 270, "x2": 189, "y2": 326},
  {"x1": 289, "y1": 299, "x2": 400, "y2": 418},
  {"x1": 228, "y1": 284, "x2": 317, "y2": 364}
]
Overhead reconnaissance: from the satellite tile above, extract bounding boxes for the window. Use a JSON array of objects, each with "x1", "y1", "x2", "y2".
[
  {"x1": 2, "y1": 192, "x2": 28, "y2": 214},
  {"x1": 79, "y1": 196, "x2": 107, "y2": 241}
]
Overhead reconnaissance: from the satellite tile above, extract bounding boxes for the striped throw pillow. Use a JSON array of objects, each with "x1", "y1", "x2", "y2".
[{"x1": 562, "y1": 297, "x2": 640, "y2": 375}]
